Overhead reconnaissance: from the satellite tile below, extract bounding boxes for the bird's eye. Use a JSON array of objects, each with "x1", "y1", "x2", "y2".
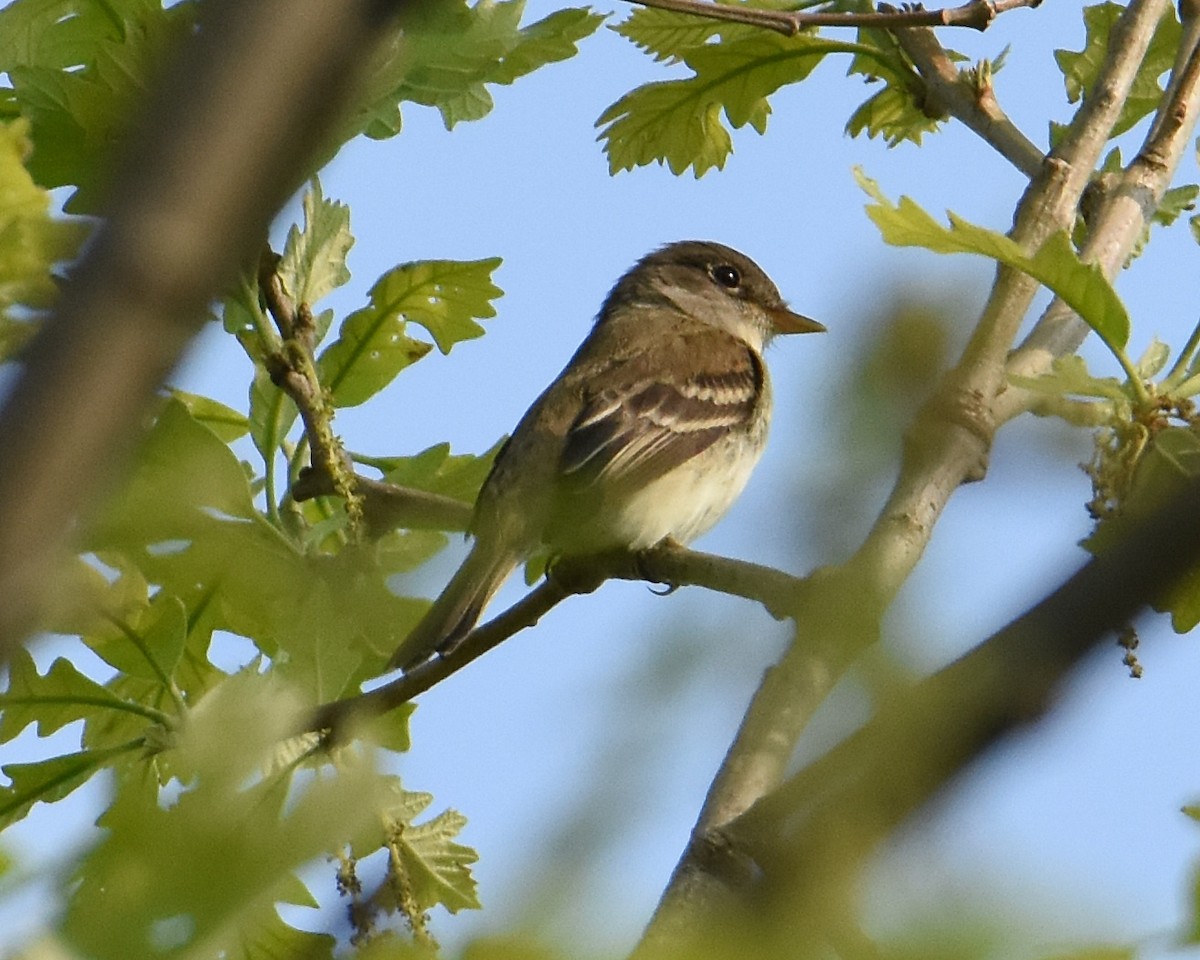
[{"x1": 711, "y1": 264, "x2": 741, "y2": 289}]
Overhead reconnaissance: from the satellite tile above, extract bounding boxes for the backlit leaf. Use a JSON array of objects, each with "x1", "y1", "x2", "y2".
[
  {"x1": 598, "y1": 32, "x2": 845, "y2": 176},
  {"x1": 318, "y1": 259, "x2": 502, "y2": 406},
  {"x1": 857, "y1": 168, "x2": 1130, "y2": 353}
]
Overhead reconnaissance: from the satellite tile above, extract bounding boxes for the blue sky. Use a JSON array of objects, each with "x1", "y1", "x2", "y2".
[{"x1": 5, "y1": 0, "x2": 1200, "y2": 955}]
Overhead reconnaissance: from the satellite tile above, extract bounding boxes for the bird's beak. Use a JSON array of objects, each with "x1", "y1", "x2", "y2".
[{"x1": 768, "y1": 305, "x2": 826, "y2": 335}]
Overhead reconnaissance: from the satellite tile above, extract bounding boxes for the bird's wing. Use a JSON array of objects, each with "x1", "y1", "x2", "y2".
[{"x1": 559, "y1": 333, "x2": 763, "y2": 493}]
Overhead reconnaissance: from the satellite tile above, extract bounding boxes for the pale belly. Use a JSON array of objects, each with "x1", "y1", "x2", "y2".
[{"x1": 552, "y1": 430, "x2": 765, "y2": 552}]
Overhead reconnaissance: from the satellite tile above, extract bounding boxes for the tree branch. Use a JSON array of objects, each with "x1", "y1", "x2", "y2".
[
  {"x1": 305, "y1": 542, "x2": 808, "y2": 739},
  {"x1": 253, "y1": 251, "x2": 477, "y2": 537},
  {"x1": 290, "y1": 471, "x2": 472, "y2": 534},
  {"x1": 626, "y1": 0, "x2": 1040, "y2": 37},
  {"x1": 1003, "y1": 1, "x2": 1200, "y2": 400},
  {"x1": 638, "y1": 0, "x2": 1173, "y2": 950},
  {"x1": 722, "y1": 464, "x2": 1200, "y2": 925},
  {"x1": 891, "y1": 26, "x2": 1045, "y2": 178},
  {"x1": 257, "y1": 249, "x2": 367, "y2": 533}
]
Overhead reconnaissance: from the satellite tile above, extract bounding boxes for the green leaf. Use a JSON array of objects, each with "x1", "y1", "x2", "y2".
[
  {"x1": 248, "y1": 365, "x2": 299, "y2": 463},
  {"x1": 856, "y1": 168, "x2": 1131, "y2": 353},
  {"x1": 0, "y1": 118, "x2": 88, "y2": 329},
  {"x1": 1055, "y1": 2, "x2": 1180, "y2": 137},
  {"x1": 598, "y1": 32, "x2": 841, "y2": 176},
  {"x1": 368, "y1": 783, "x2": 480, "y2": 915},
  {"x1": 368, "y1": 438, "x2": 505, "y2": 504},
  {"x1": 365, "y1": 702, "x2": 418, "y2": 755},
  {"x1": 611, "y1": 6, "x2": 751, "y2": 64},
  {"x1": 81, "y1": 672, "x2": 180, "y2": 760},
  {"x1": 169, "y1": 390, "x2": 250, "y2": 443},
  {"x1": 1009, "y1": 354, "x2": 1127, "y2": 401},
  {"x1": 845, "y1": 28, "x2": 942, "y2": 147},
  {"x1": 845, "y1": 82, "x2": 941, "y2": 147},
  {"x1": 0, "y1": 646, "x2": 130, "y2": 743},
  {"x1": 1152, "y1": 183, "x2": 1199, "y2": 228},
  {"x1": 491, "y1": 6, "x2": 606, "y2": 84},
  {"x1": 352, "y1": 0, "x2": 603, "y2": 137},
  {"x1": 238, "y1": 906, "x2": 337, "y2": 960},
  {"x1": 395, "y1": 808, "x2": 480, "y2": 914},
  {"x1": 277, "y1": 178, "x2": 354, "y2": 309},
  {"x1": 62, "y1": 674, "x2": 389, "y2": 960},
  {"x1": 1134, "y1": 337, "x2": 1171, "y2": 380},
  {"x1": 0, "y1": 744, "x2": 139, "y2": 830},
  {"x1": 82, "y1": 591, "x2": 188, "y2": 682},
  {"x1": 318, "y1": 259, "x2": 502, "y2": 404},
  {"x1": 7, "y1": 2, "x2": 195, "y2": 212},
  {"x1": 92, "y1": 397, "x2": 258, "y2": 547},
  {"x1": 0, "y1": 0, "x2": 163, "y2": 72}
]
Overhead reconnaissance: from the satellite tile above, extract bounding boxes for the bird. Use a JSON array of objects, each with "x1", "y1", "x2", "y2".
[{"x1": 387, "y1": 240, "x2": 823, "y2": 671}]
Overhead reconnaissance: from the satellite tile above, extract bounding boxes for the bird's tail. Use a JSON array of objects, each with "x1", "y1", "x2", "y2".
[{"x1": 387, "y1": 543, "x2": 518, "y2": 672}]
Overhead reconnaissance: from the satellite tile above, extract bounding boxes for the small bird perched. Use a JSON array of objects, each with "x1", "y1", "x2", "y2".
[{"x1": 387, "y1": 240, "x2": 823, "y2": 671}]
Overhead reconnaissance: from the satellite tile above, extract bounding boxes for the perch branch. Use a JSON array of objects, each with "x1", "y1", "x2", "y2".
[{"x1": 304, "y1": 542, "x2": 808, "y2": 738}]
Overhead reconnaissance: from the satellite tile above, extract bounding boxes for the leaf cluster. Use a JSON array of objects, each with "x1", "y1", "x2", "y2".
[
  {"x1": 0, "y1": 0, "x2": 603, "y2": 211},
  {"x1": 0, "y1": 0, "x2": 606, "y2": 951},
  {"x1": 598, "y1": 3, "x2": 970, "y2": 176}
]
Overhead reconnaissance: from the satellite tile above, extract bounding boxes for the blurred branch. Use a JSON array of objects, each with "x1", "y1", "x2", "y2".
[
  {"x1": 0, "y1": 0, "x2": 406, "y2": 660},
  {"x1": 726, "y1": 465, "x2": 1200, "y2": 919},
  {"x1": 305, "y1": 542, "x2": 808, "y2": 738},
  {"x1": 625, "y1": 0, "x2": 1040, "y2": 36},
  {"x1": 638, "y1": 0, "x2": 1173, "y2": 951}
]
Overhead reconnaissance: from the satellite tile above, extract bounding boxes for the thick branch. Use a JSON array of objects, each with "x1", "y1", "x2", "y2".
[
  {"x1": 627, "y1": 0, "x2": 1040, "y2": 36},
  {"x1": 0, "y1": 0, "x2": 405, "y2": 660},
  {"x1": 639, "y1": 0, "x2": 1172, "y2": 949},
  {"x1": 1004, "y1": 5, "x2": 1200, "y2": 398},
  {"x1": 725, "y1": 466, "x2": 1200, "y2": 918}
]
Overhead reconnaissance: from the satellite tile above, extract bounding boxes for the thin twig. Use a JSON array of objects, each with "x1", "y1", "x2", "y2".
[
  {"x1": 291, "y1": 470, "x2": 473, "y2": 533},
  {"x1": 257, "y1": 249, "x2": 369, "y2": 531},
  {"x1": 256, "y1": 251, "x2": 480, "y2": 537},
  {"x1": 627, "y1": 0, "x2": 1040, "y2": 37},
  {"x1": 891, "y1": 26, "x2": 1045, "y2": 178}
]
